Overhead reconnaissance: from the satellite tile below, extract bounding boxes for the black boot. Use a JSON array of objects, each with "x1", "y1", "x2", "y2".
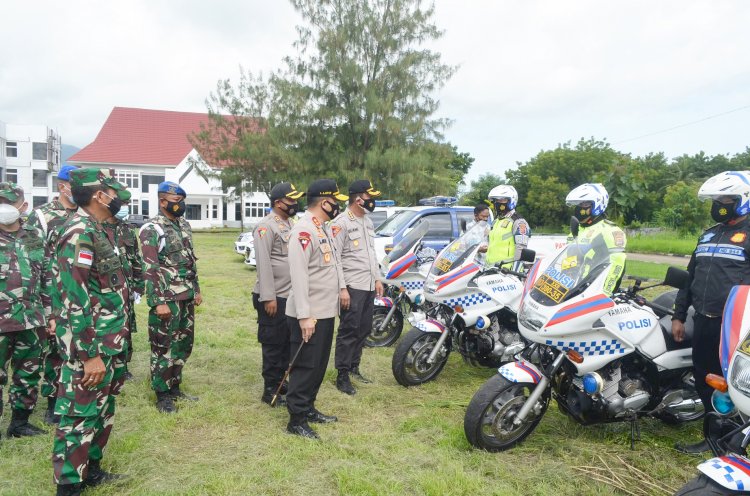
[
  {"x1": 675, "y1": 439, "x2": 710, "y2": 454},
  {"x1": 44, "y1": 397, "x2": 61, "y2": 425},
  {"x1": 336, "y1": 370, "x2": 356, "y2": 395},
  {"x1": 261, "y1": 387, "x2": 286, "y2": 407},
  {"x1": 6, "y1": 409, "x2": 45, "y2": 438},
  {"x1": 286, "y1": 414, "x2": 319, "y2": 439},
  {"x1": 155, "y1": 391, "x2": 177, "y2": 413},
  {"x1": 350, "y1": 367, "x2": 372, "y2": 384},
  {"x1": 169, "y1": 385, "x2": 198, "y2": 402},
  {"x1": 56, "y1": 483, "x2": 82, "y2": 496},
  {"x1": 84, "y1": 459, "x2": 125, "y2": 487},
  {"x1": 306, "y1": 408, "x2": 338, "y2": 423}
]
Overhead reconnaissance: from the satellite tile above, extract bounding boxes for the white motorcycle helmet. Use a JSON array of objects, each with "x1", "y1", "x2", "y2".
[
  {"x1": 698, "y1": 171, "x2": 750, "y2": 216},
  {"x1": 488, "y1": 185, "x2": 518, "y2": 216},
  {"x1": 566, "y1": 183, "x2": 609, "y2": 217}
]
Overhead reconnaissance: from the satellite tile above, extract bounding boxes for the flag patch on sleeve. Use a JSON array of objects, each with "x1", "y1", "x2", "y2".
[
  {"x1": 257, "y1": 227, "x2": 267, "y2": 239},
  {"x1": 299, "y1": 232, "x2": 311, "y2": 251},
  {"x1": 77, "y1": 248, "x2": 94, "y2": 266}
]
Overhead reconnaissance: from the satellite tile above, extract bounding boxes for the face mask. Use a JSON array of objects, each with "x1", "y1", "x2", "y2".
[
  {"x1": 166, "y1": 200, "x2": 186, "y2": 217},
  {"x1": 100, "y1": 192, "x2": 122, "y2": 218},
  {"x1": 574, "y1": 205, "x2": 592, "y2": 223},
  {"x1": 362, "y1": 198, "x2": 376, "y2": 212},
  {"x1": 494, "y1": 201, "x2": 510, "y2": 218},
  {"x1": 711, "y1": 200, "x2": 736, "y2": 223},
  {"x1": 322, "y1": 200, "x2": 340, "y2": 220},
  {"x1": 115, "y1": 205, "x2": 129, "y2": 220},
  {"x1": 0, "y1": 204, "x2": 21, "y2": 225},
  {"x1": 278, "y1": 201, "x2": 298, "y2": 217},
  {"x1": 60, "y1": 184, "x2": 76, "y2": 205}
]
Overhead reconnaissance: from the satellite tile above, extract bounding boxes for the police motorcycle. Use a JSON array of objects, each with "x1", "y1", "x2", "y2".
[
  {"x1": 676, "y1": 286, "x2": 750, "y2": 495},
  {"x1": 368, "y1": 220, "x2": 436, "y2": 348},
  {"x1": 463, "y1": 219, "x2": 704, "y2": 451},
  {"x1": 390, "y1": 220, "x2": 534, "y2": 387}
]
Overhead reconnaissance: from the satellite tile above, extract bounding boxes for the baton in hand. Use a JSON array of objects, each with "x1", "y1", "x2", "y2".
[{"x1": 271, "y1": 340, "x2": 305, "y2": 407}]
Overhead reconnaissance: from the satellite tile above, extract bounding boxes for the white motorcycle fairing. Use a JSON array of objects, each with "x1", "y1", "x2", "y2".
[
  {"x1": 498, "y1": 360, "x2": 543, "y2": 385},
  {"x1": 698, "y1": 455, "x2": 750, "y2": 492}
]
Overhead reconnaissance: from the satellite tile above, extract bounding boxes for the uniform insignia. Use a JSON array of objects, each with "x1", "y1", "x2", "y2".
[
  {"x1": 353, "y1": 239, "x2": 359, "y2": 247},
  {"x1": 500, "y1": 219, "x2": 511, "y2": 228},
  {"x1": 700, "y1": 232, "x2": 716, "y2": 243},
  {"x1": 331, "y1": 225, "x2": 341, "y2": 237},
  {"x1": 298, "y1": 232, "x2": 311, "y2": 251},
  {"x1": 324, "y1": 252, "x2": 331, "y2": 263},
  {"x1": 312, "y1": 217, "x2": 322, "y2": 227},
  {"x1": 517, "y1": 222, "x2": 528, "y2": 235},
  {"x1": 257, "y1": 227, "x2": 267, "y2": 239},
  {"x1": 347, "y1": 210, "x2": 355, "y2": 220},
  {"x1": 613, "y1": 231, "x2": 625, "y2": 247},
  {"x1": 77, "y1": 248, "x2": 94, "y2": 266},
  {"x1": 732, "y1": 232, "x2": 747, "y2": 243}
]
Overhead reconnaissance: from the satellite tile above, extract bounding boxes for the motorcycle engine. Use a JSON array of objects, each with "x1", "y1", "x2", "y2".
[
  {"x1": 460, "y1": 314, "x2": 523, "y2": 367},
  {"x1": 565, "y1": 365, "x2": 651, "y2": 421}
]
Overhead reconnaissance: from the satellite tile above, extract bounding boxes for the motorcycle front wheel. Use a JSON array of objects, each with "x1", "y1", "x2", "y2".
[
  {"x1": 464, "y1": 374, "x2": 549, "y2": 452},
  {"x1": 675, "y1": 474, "x2": 749, "y2": 495},
  {"x1": 365, "y1": 307, "x2": 404, "y2": 348},
  {"x1": 391, "y1": 328, "x2": 450, "y2": 387}
]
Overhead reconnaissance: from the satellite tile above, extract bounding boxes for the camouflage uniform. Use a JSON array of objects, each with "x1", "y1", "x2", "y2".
[
  {"x1": 0, "y1": 183, "x2": 48, "y2": 421},
  {"x1": 139, "y1": 213, "x2": 200, "y2": 394},
  {"x1": 26, "y1": 199, "x2": 78, "y2": 404},
  {"x1": 51, "y1": 169, "x2": 130, "y2": 486},
  {"x1": 103, "y1": 219, "x2": 144, "y2": 365}
]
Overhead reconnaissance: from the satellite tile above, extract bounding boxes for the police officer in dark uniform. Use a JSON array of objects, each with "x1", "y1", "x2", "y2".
[
  {"x1": 285, "y1": 179, "x2": 349, "y2": 439},
  {"x1": 252, "y1": 182, "x2": 305, "y2": 406},
  {"x1": 673, "y1": 171, "x2": 750, "y2": 454}
]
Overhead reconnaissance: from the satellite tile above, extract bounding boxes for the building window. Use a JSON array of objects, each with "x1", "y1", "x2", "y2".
[
  {"x1": 212, "y1": 204, "x2": 218, "y2": 219},
  {"x1": 115, "y1": 170, "x2": 139, "y2": 189},
  {"x1": 6, "y1": 142, "x2": 18, "y2": 158},
  {"x1": 52, "y1": 177, "x2": 59, "y2": 193},
  {"x1": 142, "y1": 174, "x2": 165, "y2": 193},
  {"x1": 33, "y1": 169, "x2": 48, "y2": 188},
  {"x1": 245, "y1": 202, "x2": 269, "y2": 218},
  {"x1": 32, "y1": 142, "x2": 47, "y2": 161},
  {"x1": 141, "y1": 200, "x2": 149, "y2": 217},
  {"x1": 234, "y1": 202, "x2": 242, "y2": 221},
  {"x1": 130, "y1": 203, "x2": 139, "y2": 215},
  {"x1": 33, "y1": 196, "x2": 47, "y2": 208},
  {"x1": 6, "y1": 168, "x2": 18, "y2": 183},
  {"x1": 186, "y1": 204, "x2": 201, "y2": 220}
]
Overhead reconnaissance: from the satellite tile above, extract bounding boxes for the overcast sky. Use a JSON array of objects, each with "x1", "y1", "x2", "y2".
[{"x1": 2, "y1": 1, "x2": 749, "y2": 183}]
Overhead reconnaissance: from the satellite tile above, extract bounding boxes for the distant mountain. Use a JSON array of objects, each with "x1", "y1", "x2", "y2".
[{"x1": 61, "y1": 144, "x2": 81, "y2": 163}]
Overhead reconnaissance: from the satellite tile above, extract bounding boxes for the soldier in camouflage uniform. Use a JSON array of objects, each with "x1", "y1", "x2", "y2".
[
  {"x1": 104, "y1": 199, "x2": 144, "y2": 380},
  {"x1": 139, "y1": 181, "x2": 202, "y2": 414},
  {"x1": 52, "y1": 168, "x2": 131, "y2": 496},
  {"x1": 26, "y1": 164, "x2": 79, "y2": 424},
  {"x1": 0, "y1": 182, "x2": 49, "y2": 439}
]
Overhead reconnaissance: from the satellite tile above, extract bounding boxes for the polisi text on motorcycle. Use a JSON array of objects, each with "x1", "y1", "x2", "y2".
[{"x1": 618, "y1": 318, "x2": 652, "y2": 331}]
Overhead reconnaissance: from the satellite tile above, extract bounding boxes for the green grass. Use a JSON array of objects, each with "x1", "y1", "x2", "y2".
[
  {"x1": 627, "y1": 231, "x2": 697, "y2": 256},
  {"x1": 0, "y1": 232, "x2": 703, "y2": 495}
]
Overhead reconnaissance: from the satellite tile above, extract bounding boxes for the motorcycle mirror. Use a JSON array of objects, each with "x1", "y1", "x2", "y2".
[
  {"x1": 664, "y1": 266, "x2": 690, "y2": 289},
  {"x1": 460, "y1": 219, "x2": 467, "y2": 232},
  {"x1": 520, "y1": 248, "x2": 536, "y2": 263},
  {"x1": 570, "y1": 216, "x2": 580, "y2": 238}
]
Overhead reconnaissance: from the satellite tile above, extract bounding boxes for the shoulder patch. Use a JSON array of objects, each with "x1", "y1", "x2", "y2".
[
  {"x1": 613, "y1": 231, "x2": 625, "y2": 247},
  {"x1": 516, "y1": 222, "x2": 528, "y2": 235},
  {"x1": 731, "y1": 232, "x2": 747, "y2": 244},
  {"x1": 331, "y1": 225, "x2": 342, "y2": 237},
  {"x1": 74, "y1": 242, "x2": 95, "y2": 267},
  {"x1": 257, "y1": 227, "x2": 268, "y2": 239},
  {"x1": 298, "y1": 231, "x2": 311, "y2": 251}
]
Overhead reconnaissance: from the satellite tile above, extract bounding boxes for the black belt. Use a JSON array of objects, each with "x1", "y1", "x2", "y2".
[{"x1": 696, "y1": 312, "x2": 721, "y2": 319}]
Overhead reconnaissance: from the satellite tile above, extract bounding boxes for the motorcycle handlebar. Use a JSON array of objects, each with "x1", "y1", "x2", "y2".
[
  {"x1": 643, "y1": 300, "x2": 675, "y2": 317},
  {"x1": 499, "y1": 267, "x2": 527, "y2": 279}
]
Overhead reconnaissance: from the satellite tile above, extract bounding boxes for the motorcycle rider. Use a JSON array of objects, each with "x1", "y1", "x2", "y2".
[
  {"x1": 672, "y1": 171, "x2": 750, "y2": 454},
  {"x1": 565, "y1": 183, "x2": 626, "y2": 296},
  {"x1": 481, "y1": 185, "x2": 530, "y2": 269}
]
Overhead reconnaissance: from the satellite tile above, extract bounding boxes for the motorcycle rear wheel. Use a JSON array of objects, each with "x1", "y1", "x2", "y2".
[
  {"x1": 675, "y1": 474, "x2": 750, "y2": 495},
  {"x1": 365, "y1": 307, "x2": 403, "y2": 348},
  {"x1": 464, "y1": 374, "x2": 549, "y2": 452},
  {"x1": 391, "y1": 328, "x2": 450, "y2": 387}
]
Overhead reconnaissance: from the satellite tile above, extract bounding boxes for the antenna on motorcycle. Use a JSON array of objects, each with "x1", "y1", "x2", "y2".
[{"x1": 570, "y1": 216, "x2": 580, "y2": 238}]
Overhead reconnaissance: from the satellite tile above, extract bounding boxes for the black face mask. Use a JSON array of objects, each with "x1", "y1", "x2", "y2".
[
  {"x1": 494, "y1": 202, "x2": 509, "y2": 218},
  {"x1": 362, "y1": 199, "x2": 376, "y2": 212},
  {"x1": 102, "y1": 194, "x2": 122, "y2": 218},
  {"x1": 165, "y1": 200, "x2": 186, "y2": 217},
  {"x1": 278, "y1": 202, "x2": 299, "y2": 217},
  {"x1": 574, "y1": 205, "x2": 592, "y2": 223},
  {"x1": 711, "y1": 200, "x2": 736, "y2": 223},
  {"x1": 322, "y1": 201, "x2": 340, "y2": 220}
]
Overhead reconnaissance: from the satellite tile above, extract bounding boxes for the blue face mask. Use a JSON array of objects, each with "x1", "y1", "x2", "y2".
[{"x1": 115, "y1": 205, "x2": 129, "y2": 220}]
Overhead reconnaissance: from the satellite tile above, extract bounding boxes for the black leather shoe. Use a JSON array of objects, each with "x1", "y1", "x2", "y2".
[
  {"x1": 170, "y1": 386, "x2": 199, "y2": 402},
  {"x1": 84, "y1": 460, "x2": 126, "y2": 487},
  {"x1": 261, "y1": 387, "x2": 286, "y2": 407},
  {"x1": 351, "y1": 367, "x2": 372, "y2": 384},
  {"x1": 306, "y1": 408, "x2": 338, "y2": 424},
  {"x1": 56, "y1": 483, "x2": 82, "y2": 496},
  {"x1": 286, "y1": 421, "x2": 320, "y2": 439},
  {"x1": 155, "y1": 392, "x2": 177, "y2": 413},
  {"x1": 6, "y1": 410, "x2": 45, "y2": 438},
  {"x1": 336, "y1": 371, "x2": 356, "y2": 395},
  {"x1": 675, "y1": 439, "x2": 710, "y2": 454}
]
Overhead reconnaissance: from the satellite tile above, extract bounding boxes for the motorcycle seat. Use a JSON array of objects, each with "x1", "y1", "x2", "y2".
[{"x1": 652, "y1": 289, "x2": 694, "y2": 351}]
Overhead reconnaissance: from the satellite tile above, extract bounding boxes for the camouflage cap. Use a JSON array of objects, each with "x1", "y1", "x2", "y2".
[
  {"x1": 0, "y1": 182, "x2": 24, "y2": 202},
  {"x1": 69, "y1": 168, "x2": 131, "y2": 201}
]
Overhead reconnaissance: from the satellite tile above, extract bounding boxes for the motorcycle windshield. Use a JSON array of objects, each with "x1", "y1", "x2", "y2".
[
  {"x1": 429, "y1": 221, "x2": 489, "y2": 277},
  {"x1": 386, "y1": 219, "x2": 430, "y2": 262},
  {"x1": 528, "y1": 239, "x2": 611, "y2": 306}
]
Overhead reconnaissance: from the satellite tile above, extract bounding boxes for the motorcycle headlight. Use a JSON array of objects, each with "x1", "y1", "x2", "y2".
[
  {"x1": 730, "y1": 352, "x2": 750, "y2": 396},
  {"x1": 711, "y1": 389, "x2": 737, "y2": 416}
]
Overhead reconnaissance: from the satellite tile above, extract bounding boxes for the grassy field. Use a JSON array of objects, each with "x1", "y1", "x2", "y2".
[
  {"x1": 0, "y1": 232, "x2": 704, "y2": 496},
  {"x1": 626, "y1": 231, "x2": 697, "y2": 256}
]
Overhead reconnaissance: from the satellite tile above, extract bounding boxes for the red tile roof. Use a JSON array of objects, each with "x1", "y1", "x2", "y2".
[{"x1": 69, "y1": 107, "x2": 220, "y2": 167}]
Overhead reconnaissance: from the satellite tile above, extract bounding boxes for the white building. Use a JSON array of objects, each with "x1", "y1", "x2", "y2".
[
  {"x1": 69, "y1": 107, "x2": 269, "y2": 229},
  {"x1": 0, "y1": 120, "x2": 62, "y2": 207}
]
